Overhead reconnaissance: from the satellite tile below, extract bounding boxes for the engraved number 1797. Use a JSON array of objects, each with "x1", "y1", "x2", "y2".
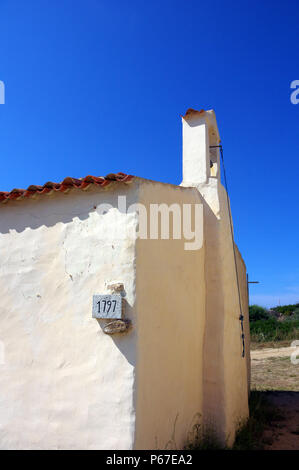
[{"x1": 97, "y1": 299, "x2": 117, "y2": 314}]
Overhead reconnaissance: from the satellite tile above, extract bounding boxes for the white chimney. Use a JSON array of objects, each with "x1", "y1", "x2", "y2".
[{"x1": 181, "y1": 108, "x2": 221, "y2": 186}]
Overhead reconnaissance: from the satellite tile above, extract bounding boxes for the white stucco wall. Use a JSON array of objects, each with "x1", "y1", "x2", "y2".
[{"x1": 0, "y1": 183, "x2": 139, "y2": 449}]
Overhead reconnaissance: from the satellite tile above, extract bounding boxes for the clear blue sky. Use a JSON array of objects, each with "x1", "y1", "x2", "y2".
[{"x1": 0, "y1": 0, "x2": 298, "y2": 308}]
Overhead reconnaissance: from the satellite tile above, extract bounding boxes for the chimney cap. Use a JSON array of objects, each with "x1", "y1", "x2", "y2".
[
  {"x1": 182, "y1": 108, "x2": 221, "y2": 143},
  {"x1": 182, "y1": 108, "x2": 205, "y2": 119}
]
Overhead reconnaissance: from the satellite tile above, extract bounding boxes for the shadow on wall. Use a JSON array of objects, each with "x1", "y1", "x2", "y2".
[
  {"x1": 95, "y1": 294, "x2": 136, "y2": 369},
  {"x1": 95, "y1": 297, "x2": 138, "y2": 446},
  {"x1": 0, "y1": 184, "x2": 136, "y2": 234}
]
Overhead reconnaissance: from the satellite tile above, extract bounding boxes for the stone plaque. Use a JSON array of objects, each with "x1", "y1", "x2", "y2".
[{"x1": 92, "y1": 294, "x2": 122, "y2": 319}]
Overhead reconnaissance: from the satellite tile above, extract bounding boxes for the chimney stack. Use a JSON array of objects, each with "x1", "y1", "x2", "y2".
[{"x1": 182, "y1": 108, "x2": 221, "y2": 186}]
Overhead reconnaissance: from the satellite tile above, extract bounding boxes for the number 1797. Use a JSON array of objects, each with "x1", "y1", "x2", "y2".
[{"x1": 97, "y1": 299, "x2": 117, "y2": 314}]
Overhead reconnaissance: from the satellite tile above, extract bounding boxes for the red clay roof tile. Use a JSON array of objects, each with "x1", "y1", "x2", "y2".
[{"x1": 0, "y1": 173, "x2": 134, "y2": 203}]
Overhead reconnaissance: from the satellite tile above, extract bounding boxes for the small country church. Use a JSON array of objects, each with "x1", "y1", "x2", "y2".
[{"x1": 0, "y1": 109, "x2": 250, "y2": 450}]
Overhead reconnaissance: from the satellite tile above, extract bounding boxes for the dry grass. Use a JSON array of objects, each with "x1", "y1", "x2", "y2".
[
  {"x1": 251, "y1": 340, "x2": 295, "y2": 350},
  {"x1": 249, "y1": 343, "x2": 299, "y2": 450},
  {"x1": 251, "y1": 356, "x2": 299, "y2": 391}
]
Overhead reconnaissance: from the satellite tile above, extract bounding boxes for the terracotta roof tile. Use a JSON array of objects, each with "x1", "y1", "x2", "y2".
[{"x1": 0, "y1": 173, "x2": 134, "y2": 203}]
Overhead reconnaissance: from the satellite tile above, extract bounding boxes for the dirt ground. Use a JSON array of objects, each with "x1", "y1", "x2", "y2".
[
  {"x1": 251, "y1": 346, "x2": 299, "y2": 391},
  {"x1": 261, "y1": 392, "x2": 299, "y2": 450},
  {"x1": 251, "y1": 340, "x2": 297, "y2": 351},
  {"x1": 251, "y1": 344, "x2": 299, "y2": 450}
]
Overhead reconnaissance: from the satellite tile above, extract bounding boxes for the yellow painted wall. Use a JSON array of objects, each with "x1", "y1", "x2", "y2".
[
  {"x1": 199, "y1": 182, "x2": 250, "y2": 446},
  {"x1": 182, "y1": 109, "x2": 250, "y2": 446},
  {"x1": 134, "y1": 181, "x2": 206, "y2": 449},
  {"x1": 218, "y1": 184, "x2": 249, "y2": 445}
]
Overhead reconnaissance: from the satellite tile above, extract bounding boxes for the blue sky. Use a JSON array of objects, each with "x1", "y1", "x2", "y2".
[{"x1": 0, "y1": 0, "x2": 298, "y2": 308}]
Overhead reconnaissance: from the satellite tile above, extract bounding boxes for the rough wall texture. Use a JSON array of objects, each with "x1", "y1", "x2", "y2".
[{"x1": 0, "y1": 183, "x2": 139, "y2": 449}]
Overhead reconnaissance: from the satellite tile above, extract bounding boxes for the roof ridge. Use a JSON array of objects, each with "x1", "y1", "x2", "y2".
[{"x1": 0, "y1": 173, "x2": 134, "y2": 203}]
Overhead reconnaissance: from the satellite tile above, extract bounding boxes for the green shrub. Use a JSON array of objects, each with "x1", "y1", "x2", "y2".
[
  {"x1": 250, "y1": 316, "x2": 299, "y2": 342},
  {"x1": 272, "y1": 303, "x2": 299, "y2": 316},
  {"x1": 249, "y1": 305, "x2": 269, "y2": 322},
  {"x1": 284, "y1": 307, "x2": 299, "y2": 322}
]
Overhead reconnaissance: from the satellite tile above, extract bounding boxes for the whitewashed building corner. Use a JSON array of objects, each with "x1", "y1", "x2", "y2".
[{"x1": 0, "y1": 109, "x2": 250, "y2": 449}]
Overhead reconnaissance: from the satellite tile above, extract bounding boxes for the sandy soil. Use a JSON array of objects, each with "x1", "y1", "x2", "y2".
[{"x1": 251, "y1": 345, "x2": 298, "y2": 361}]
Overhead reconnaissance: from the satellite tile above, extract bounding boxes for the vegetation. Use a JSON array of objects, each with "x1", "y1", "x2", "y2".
[
  {"x1": 185, "y1": 302, "x2": 299, "y2": 450},
  {"x1": 249, "y1": 304, "x2": 269, "y2": 322},
  {"x1": 283, "y1": 308, "x2": 299, "y2": 322},
  {"x1": 249, "y1": 303, "x2": 299, "y2": 343},
  {"x1": 250, "y1": 317, "x2": 299, "y2": 342},
  {"x1": 251, "y1": 356, "x2": 299, "y2": 391},
  {"x1": 184, "y1": 425, "x2": 226, "y2": 450},
  {"x1": 272, "y1": 303, "x2": 299, "y2": 316},
  {"x1": 232, "y1": 391, "x2": 284, "y2": 450}
]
